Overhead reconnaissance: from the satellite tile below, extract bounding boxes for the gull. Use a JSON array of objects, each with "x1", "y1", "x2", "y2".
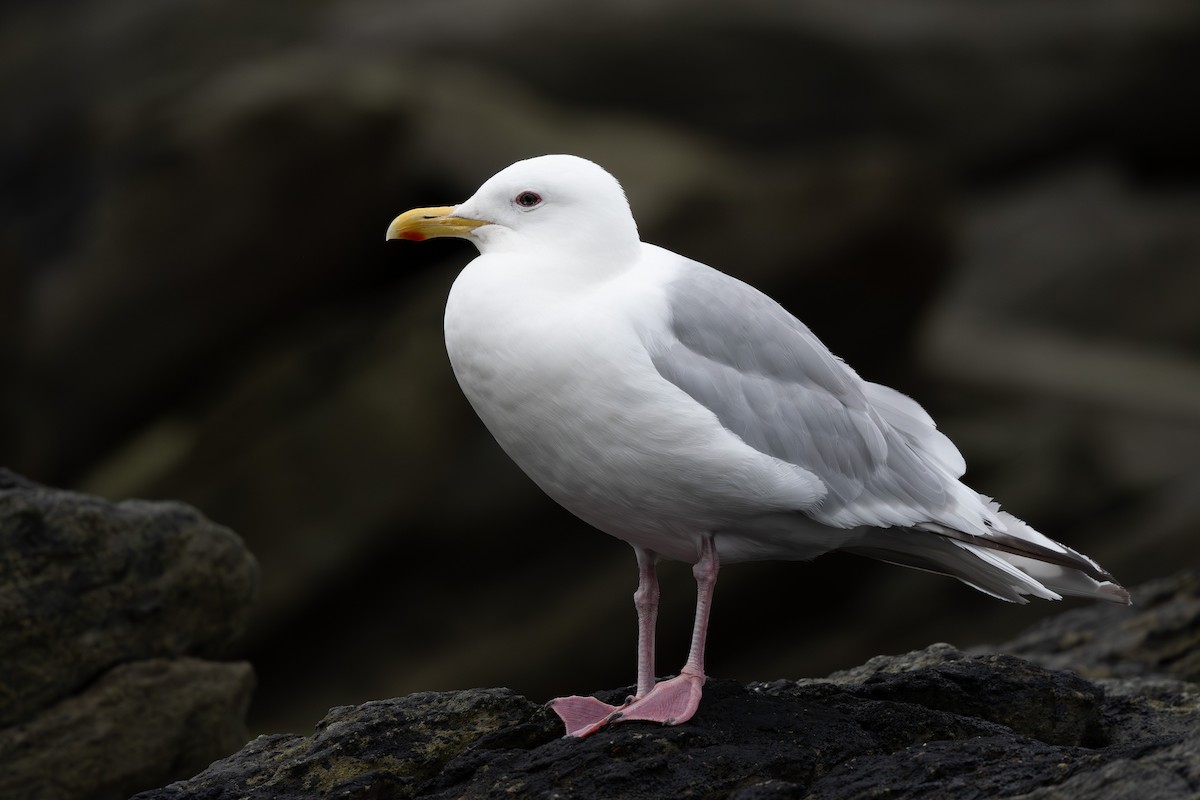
[{"x1": 385, "y1": 154, "x2": 1130, "y2": 737}]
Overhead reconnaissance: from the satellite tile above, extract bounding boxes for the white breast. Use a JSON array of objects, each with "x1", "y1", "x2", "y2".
[{"x1": 443, "y1": 247, "x2": 827, "y2": 563}]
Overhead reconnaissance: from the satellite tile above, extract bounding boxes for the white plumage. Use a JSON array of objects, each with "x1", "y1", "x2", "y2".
[{"x1": 387, "y1": 154, "x2": 1129, "y2": 737}]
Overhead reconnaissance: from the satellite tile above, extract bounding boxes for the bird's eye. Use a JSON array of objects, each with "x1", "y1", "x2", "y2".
[{"x1": 514, "y1": 191, "x2": 542, "y2": 208}]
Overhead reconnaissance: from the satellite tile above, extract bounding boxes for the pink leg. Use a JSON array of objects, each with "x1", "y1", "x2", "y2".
[
  {"x1": 549, "y1": 546, "x2": 660, "y2": 737},
  {"x1": 633, "y1": 547, "x2": 659, "y2": 699},
  {"x1": 615, "y1": 535, "x2": 718, "y2": 727}
]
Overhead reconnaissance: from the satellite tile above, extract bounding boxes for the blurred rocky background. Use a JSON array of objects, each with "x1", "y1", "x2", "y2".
[
  {"x1": 3, "y1": 0, "x2": 1198, "y2": 744},
  {"x1": 0, "y1": 470, "x2": 258, "y2": 799}
]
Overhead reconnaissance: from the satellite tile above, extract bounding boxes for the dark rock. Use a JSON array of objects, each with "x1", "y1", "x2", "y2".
[
  {"x1": 131, "y1": 643, "x2": 1199, "y2": 800},
  {"x1": 0, "y1": 470, "x2": 259, "y2": 800},
  {"x1": 0, "y1": 469, "x2": 258, "y2": 726},
  {"x1": 0, "y1": 658, "x2": 255, "y2": 800},
  {"x1": 134, "y1": 688, "x2": 542, "y2": 800},
  {"x1": 805, "y1": 645, "x2": 1107, "y2": 747}
]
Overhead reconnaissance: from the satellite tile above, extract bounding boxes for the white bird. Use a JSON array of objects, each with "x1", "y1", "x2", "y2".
[{"x1": 386, "y1": 154, "x2": 1130, "y2": 738}]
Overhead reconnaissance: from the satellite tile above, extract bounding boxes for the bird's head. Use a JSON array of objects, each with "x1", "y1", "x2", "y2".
[{"x1": 386, "y1": 155, "x2": 641, "y2": 260}]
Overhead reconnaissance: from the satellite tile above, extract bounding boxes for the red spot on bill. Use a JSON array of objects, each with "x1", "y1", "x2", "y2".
[{"x1": 399, "y1": 231, "x2": 426, "y2": 242}]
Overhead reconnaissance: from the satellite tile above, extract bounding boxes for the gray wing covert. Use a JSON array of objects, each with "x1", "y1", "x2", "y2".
[{"x1": 649, "y1": 262, "x2": 950, "y2": 522}]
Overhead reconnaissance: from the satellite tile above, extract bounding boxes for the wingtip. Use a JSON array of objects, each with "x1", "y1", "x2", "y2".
[{"x1": 1100, "y1": 581, "x2": 1133, "y2": 606}]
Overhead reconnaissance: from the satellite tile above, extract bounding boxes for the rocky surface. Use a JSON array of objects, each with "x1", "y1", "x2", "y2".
[
  {"x1": 3, "y1": 0, "x2": 1199, "y2": 735},
  {"x1": 132, "y1": 652, "x2": 1198, "y2": 799},
  {"x1": 135, "y1": 573, "x2": 1199, "y2": 800},
  {"x1": 0, "y1": 470, "x2": 259, "y2": 800}
]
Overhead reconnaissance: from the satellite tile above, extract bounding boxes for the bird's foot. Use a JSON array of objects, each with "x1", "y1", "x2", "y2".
[
  {"x1": 549, "y1": 671, "x2": 706, "y2": 737},
  {"x1": 612, "y1": 670, "x2": 705, "y2": 727},
  {"x1": 547, "y1": 695, "x2": 622, "y2": 738}
]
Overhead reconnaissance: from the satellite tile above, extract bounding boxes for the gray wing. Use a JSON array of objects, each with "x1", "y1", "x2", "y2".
[{"x1": 649, "y1": 261, "x2": 956, "y2": 527}]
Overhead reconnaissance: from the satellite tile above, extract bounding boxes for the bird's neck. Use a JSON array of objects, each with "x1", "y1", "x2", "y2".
[
  {"x1": 473, "y1": 214, "x2": 642, "y2": 266},
  {"x1": 472, "y1": 235, "x2": 644, "y2": 285}
]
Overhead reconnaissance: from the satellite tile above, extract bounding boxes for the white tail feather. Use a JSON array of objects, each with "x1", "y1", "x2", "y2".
[{"x1": 843, "y1": 500, "x2": 1131, "y2": 606}]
